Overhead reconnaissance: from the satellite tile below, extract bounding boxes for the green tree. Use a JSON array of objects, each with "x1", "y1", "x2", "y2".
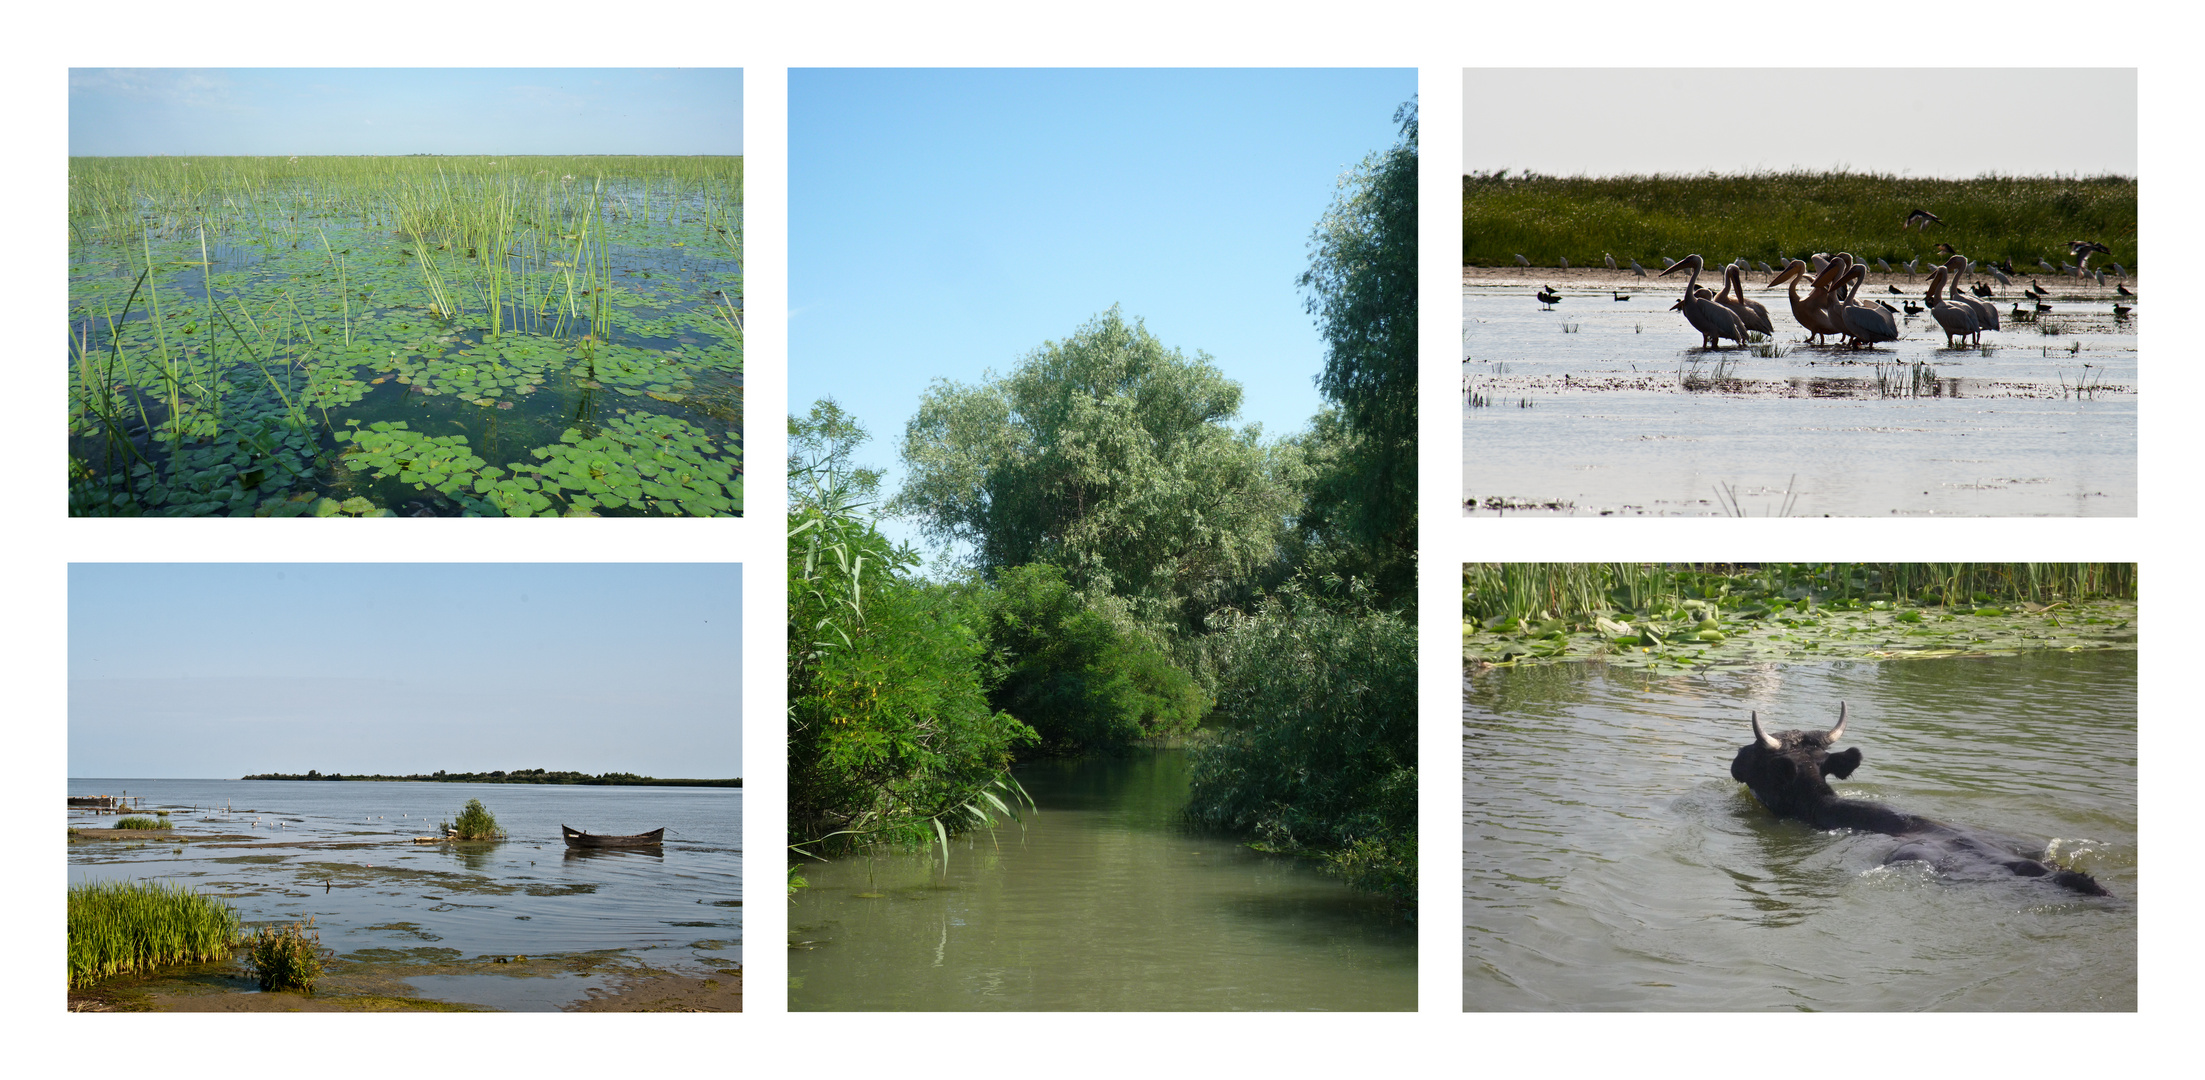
[
  {"x1": 894, "y1": 306, "x2": 1298, "y2": 637},
  {"x1": 788, "y1": 403, "x2": 1036, "y2": 856},
  {"x1": 976, "y1": 563, "x2": 1209, "y2": 755},
  {"x1": 1297, "y1": 98, "x2": 1418, "y2": 603}
]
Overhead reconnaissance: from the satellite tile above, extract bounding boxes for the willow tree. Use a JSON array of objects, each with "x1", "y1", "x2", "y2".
[
  {"x1": 1297, "y1": 98, "x2": 1417, "y2": 604},
  {"x1": 893, "y1": 307, "x2": 1299, "y2": 637}
]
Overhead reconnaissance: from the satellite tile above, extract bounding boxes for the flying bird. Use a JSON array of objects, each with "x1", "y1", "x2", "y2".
[{"x1": 1904, "y1": 208, "x2": 1943, "y2": 230}]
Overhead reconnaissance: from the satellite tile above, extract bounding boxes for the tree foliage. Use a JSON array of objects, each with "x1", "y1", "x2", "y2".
[
  {"x1": 893, "y1": 306, "x2": 1299, "y2": 637},
  {"x1": 1297, "y1": 98, "x2": 1418, "y2": 603},
  {"x1": 788, "y1": 406, "x2": 1035, "y2": 854},
  {"x1": 975, "y1": 563, "x2": 1209, "y2": 755}
]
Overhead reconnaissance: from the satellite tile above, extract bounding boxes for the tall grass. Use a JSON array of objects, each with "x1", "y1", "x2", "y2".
[
  {"x1": 1464, "y1": 171, "x2": 2137, "y2": 272},
  {"x1": 67, "y1": 880, "x2": 241, "y2": 987},
  {"x1": 112, "y1": 816, "x2": 171, "y2": 830},
  {"x1": 1464, "y1": 563, "x2": 2135, "y2": 625}
]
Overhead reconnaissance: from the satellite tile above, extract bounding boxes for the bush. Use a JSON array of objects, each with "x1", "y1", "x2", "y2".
[
  {"x1": 244, "y1": 919, "x2": 324, "y2": 992},
  {"x1": 442, "y1": 798, "x2": 506, "y2": 840},
  {"x1": 977, "y1": 563, "x2": 1209, "y2": 755},
  {"x1": 113, "y1": 816, "x2": 171, "y2": 830}
]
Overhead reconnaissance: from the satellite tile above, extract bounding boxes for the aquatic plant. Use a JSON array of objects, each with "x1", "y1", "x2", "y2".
[
  {"x1": 243, "y1": 918, "x2": 324, "y2": 992},
  {"x1": 67, "y1": 879, "x2": 241, "y2": 987},
  {"x1": 440, "y1": 799, "x2": 507, "y2": 841},
  {"x1": 112, "y1": 816, "x2": 172, "y2": 830}
]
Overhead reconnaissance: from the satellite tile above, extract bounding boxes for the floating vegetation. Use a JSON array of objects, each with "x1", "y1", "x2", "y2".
[
  {"x1": 68, "y1": 879, "x2": 242, "y2": 987},
  {"x1": 1464, "y1": 563, "x2": 2137, "y2": 670},
  {"x1": 68, "y1": 155, "x2": 742, "y2": 516}
]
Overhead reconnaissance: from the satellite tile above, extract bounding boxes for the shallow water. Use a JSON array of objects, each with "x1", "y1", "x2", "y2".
[
  {"x1": 69, "y1": 779, "x2": 740, "y2": 1008},
  {"x1": 788, "y1": 751, "x2": 1416, "y2": 1011},
  {"x1": 1461, "y1": 280, "x2": 2137, "y2": 516},
  {"x1": 1462, "y1": 650, "x2": 2136, "y2": 1011}
]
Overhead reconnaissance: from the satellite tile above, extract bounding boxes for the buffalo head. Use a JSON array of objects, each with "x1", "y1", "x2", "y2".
[{"x1": 1729, "y1": 703, "x2": 1864, "y2": 821}]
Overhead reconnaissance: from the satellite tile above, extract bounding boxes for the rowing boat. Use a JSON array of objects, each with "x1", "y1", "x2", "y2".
[{"x1": 561, "y1": 824, "x2": 665, "y2": 848}]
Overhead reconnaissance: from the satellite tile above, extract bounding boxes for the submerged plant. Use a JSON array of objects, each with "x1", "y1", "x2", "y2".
[{"x1": 243, "y1": 917, "x2": 324, "y2": 992}]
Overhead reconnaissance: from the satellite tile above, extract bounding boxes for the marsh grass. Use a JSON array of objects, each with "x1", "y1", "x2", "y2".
[
  {"x1": 1464, "y1": 562, "x2": 2136, "y2": 630},
  {"x1": 244, "y1": 918, "x2": 325, "y2": 992},
  {"x1": 1464, "y1": 171, "x2": 2136, "y2": 272},
  {"x1": 112, "y1": 816, "x2": 172, "y2": 830},
  {"x1": 67, "y1": 880, "x2": 241, "y2": 987}
]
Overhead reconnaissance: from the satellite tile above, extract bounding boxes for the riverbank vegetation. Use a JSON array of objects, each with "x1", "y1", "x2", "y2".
[
  {"x1": 789, "y1": 100, "x2": 1418, "y2": 901},
  {"x1": 112, "y1": 816, "x2": 172, "y2": 830},
  {"x1": 244, "y1": 918, "x2": 325, "y2": 992},
  {"x1": 68, "y1": 880, "x2": 242, "y2": 987},
  {"x1": 1465, "y1": 562, "x2": 2137, "y2": 669},
  {"x1": 69, "y1": 154, "x2": 741, "y2": 517},
  {"x1": 241, "y1": 769, "x2": 739, "y2": 787},
  {"x1": 1463, "y1": 171, "x2": 2137, "y2": 274}
]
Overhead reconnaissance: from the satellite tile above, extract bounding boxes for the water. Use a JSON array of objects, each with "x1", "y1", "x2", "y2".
[
  {"x1": 1461, "y1": 280, "x2": 2137, "y2": 516},
  {"x1": 1463, "y1": 650, "x2": 2135, "y2": 1010},
  {"x1": 69, "y1": 779, "x2": 740, "y2": 1008},
  {"x1": 788, "y1": 751, "x2": 1416, "y2": 1011}
]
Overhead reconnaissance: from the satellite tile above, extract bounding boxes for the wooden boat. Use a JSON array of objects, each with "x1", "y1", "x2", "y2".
[{"x1": 561, "y1": 824, "x2": 665, "y2": 848}]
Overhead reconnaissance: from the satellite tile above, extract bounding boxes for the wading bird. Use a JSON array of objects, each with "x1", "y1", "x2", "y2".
[
  {"x1": 1536, "y1": 285, "x2": 1563, "y2": 309},
  {"x1": 2038, "y1": 257, "x2": 2060, "y2": 274},
  {"x1": 1613, "y1": 291, "x2": 1631, "y2": 301},
  {"x1": 1926, "y1": 267, "x2": 1980, "y2": 347},
  {"x1": 1514, "y1": 254, "x2": 1530, "y2": 267},
  {"x1": 1559, "y1": 256, "x2": 1570, "y2": 269},
  {"x1": 1835, "y1": 263, "x2": 1899, "y2": 348},
  {"x1": 2117, "y1": 283, "x2": 2134, "y2": 297},
  {"x1": 1715, "y1": 264, "x2": 1774, "y2": 334},
  {"x1": 1660, "y1": 254, "x2": 1748, "y2": 348},
  {"x1": 1905, "y1": 207, "x2": 1943, "y2": 230},
  {"x1": 2070, "y1": 240, "x2": 2111, "y2": 275},
  {"x1": 1768, "y1": 257, "x2": 1849, "y2": 345},
  {"x1": 1939, "y1": 255, "x2": 1999, "y2": 343},
  {"x1": 1629, "y1": 258, "x2": 1649, "y2": 277},
  {"x1": 1605, "y1": 253, "x2": 1617, "y2": 270}
]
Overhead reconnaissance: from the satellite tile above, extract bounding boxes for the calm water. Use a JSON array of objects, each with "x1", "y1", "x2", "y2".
[
  {"x1": 1463, "y1": 650, "x2": 2136, "y2": 1011},
  {"x1": 788, "y1": 751, "x2": 1416, "y2": 1011},
  {"x1": 69, "y1": 779, "x2": 740, "y2": 1008},
  {"x1": 1461, "y1": 282, "x2": 2137, "y2": 516}
]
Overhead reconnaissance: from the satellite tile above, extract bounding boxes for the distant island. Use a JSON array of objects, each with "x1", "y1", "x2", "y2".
[{"x1": 240, "y1": 769, "x2": 739, "y2": 788}]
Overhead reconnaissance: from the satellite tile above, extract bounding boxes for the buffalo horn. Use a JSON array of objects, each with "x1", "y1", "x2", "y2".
[
  {"x1": 1825, "y1": 702, "x2": 1847, "y2": 743},
  {"x1": 1750, "y1": 711, "x2": 1780, "y2": 751}
]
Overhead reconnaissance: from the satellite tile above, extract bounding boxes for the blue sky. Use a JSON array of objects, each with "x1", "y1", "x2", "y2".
[
  {"x1": 790, "y1": 68, "x2": 1417, "y2": 555},
  {"x1": 69, "y1": 564, "x2": 741, "y2": 779},
  {"x1": 68, "y1": 69, "x2": 743, "y2": 156}
]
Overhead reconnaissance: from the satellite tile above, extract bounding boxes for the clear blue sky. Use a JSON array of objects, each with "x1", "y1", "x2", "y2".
[
  {"x1": 68, "y1": 69, "x2": 743, "y2": 156},
  {"x1": 69, "y1": 564, "x2": 741, "y2": 779},
  {"x1": 790, "y1": 68, "x2": 1417, "y2": 556}
]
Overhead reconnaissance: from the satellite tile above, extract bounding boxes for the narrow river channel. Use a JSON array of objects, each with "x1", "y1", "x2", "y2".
[
  {"x1": 1464, "y1": 649, "x2": 2135, "y2": 1010},
  {"x1": 789, "y1": 750, "x2": 1416, "y2": 1011}
]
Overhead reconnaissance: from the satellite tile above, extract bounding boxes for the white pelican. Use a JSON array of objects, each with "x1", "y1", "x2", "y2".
[
  {"x1": 1925, "y1": 267, "x2": 1979, "y2": 347},
  {"x1": 1659, "y1": 255, "x2": 1748, "y2": 348},
  {"x1": 1939, "y1": 255, "x2": 1999, "y2": 342},
  {"x1": 1715, "y1": 264, "x2": 1774, "y2": 334}
]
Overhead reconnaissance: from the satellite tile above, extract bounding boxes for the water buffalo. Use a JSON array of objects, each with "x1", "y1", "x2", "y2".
[{"x1": 1729, "y1": 704, "x2": 2110, "y2": 896}]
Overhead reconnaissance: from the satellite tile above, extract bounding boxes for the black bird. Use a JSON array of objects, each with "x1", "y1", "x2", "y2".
[
  {"x1": 2035, "y1": 300, "x2": 2053, "y2": 312},
  {"x1": 2116, "y1": 284, "x2": 2134, "y2": 297},
  {"x1": 1536, "y1": 286, "x2": 1563, "y2": 309},
  {"x1": 1996, "y1": 259, "x2": 2017, "y2": 275},
  {"x1": 1971, "y1": 282, "x2": 1994, "y2": 298},
  {"x1": 2112, "y1": 303, "x2": 2132, "y2": 316},
  {"x1": 1612, "y1": 291, "x2": 1631, "y2": 301},
  {"x1": 1933, "y1": 242, "x2": 1957, "y2": 256},
  {"x1": 1903, "y1": 301, "x2": 1924, "y2": 315},
  {"x1": 1886, "y1": 284, "x2": 1903, "y2": 294},
  {"x1": 1904, "y1": 207, "x2": 1942, "y2": 230}
]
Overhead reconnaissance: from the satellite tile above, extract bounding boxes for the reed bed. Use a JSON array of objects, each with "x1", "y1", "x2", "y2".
[
  {"x1": 67, "y1": 880, "x2": 241, "y2": 987},
  {"x1": 112, "y1": 816, "x2": 172, "y2": 830},
  {"x1": 1464, "y1": 562, "x2": 2136, "y2": 626},
  {"x1": 1463, "y1": 172, "x2": 2136, "y2": 274}
]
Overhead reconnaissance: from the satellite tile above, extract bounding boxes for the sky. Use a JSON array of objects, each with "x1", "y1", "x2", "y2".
[
  {"x1": 68, "y1": 68, "x2": 743, "y2": 156},
  {"x1": 69, "y1": 564, "x2": 741, "y2": 780},
  {"x1": 1465, "y1": 69, "x2": 2137, "y2": 178},
  {"x1": 789, "y1": 68, "x2": 1417, "y2": 557}
]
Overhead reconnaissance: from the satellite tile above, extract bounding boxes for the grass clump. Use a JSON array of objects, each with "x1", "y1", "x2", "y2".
[
  {"x1": 438, "y1": 798, "x2": 507, "y2": 840},
  {"x1": 68, "y1": 880, "x2": 241, "y2": 987},
  {"x1": 112, "y1": 816, "x2": 172, "y2": 830},
  {"x1": 244, "y1": 918, "x2": 325, "y2": 992}
]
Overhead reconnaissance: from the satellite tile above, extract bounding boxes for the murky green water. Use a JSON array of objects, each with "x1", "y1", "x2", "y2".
[
  {"x1": 1464, "y1": 650, "x2": 2135, "y2": 1011},
  {"x1": 789, "y1": 751, "x2": 1416, "y2": 1011}
]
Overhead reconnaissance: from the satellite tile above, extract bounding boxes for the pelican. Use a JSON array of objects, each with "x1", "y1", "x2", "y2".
[
  {"x1": 1604, "y1": 253, "x2": 1617, "y2": 271},
  {"x1": 1939, "y1": 255, "x2": 1999, "y2": 342},
  {"x1": 1536, "y1": 286, "x2": 1563, "y2": 309},
  {"x1": 1834, "y1": 264, "x2": 1899, "y2": 348},
  {"x1": 1714, "y1": 264, "x2": 1775, "y2": 334},
  {"x1": 1925, "y1": 267, "x2": 1979, "y2": 347},
  {"x1": 1514, "y1": 254, "x2": 1530, "y2": 267},
  {"x1": 1904, "y1": 207, "x2": 1943, "y2": 230},
  {"x1": 1768, "y1": 257, "x2": 1847, "y2": 345},
  {"x1": 1810, "y1": 253, "x2": 1831, "y2": 273},
  {"x1": 1659, "y1": 254, "x2": 1748, "y2": 348},
  {"x1": 1629, "y1": 257, "x2": 1649, "y2": 277}
]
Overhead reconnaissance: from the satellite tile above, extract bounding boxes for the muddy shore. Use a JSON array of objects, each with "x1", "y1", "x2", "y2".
[{"x1": 67, "y1": 964, "x2": 741, "y2": 1012}]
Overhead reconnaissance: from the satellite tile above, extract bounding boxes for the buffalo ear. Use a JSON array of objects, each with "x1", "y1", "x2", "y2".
[{"x1": 1822, "y1": 747, "x2": 1863, "y2": 779}]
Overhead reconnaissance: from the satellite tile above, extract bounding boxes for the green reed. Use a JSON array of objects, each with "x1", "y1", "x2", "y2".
[
  {"x1": 112, "y1": 816, "x2": 172, "y2": 830},
  {"x1": 1465, "y1": 563, "x2": 2136, "y2": 625},
  {"x1": 1464, "y1": 171, "x2": 2137, "y2": 273},
  {"x1": 68, "y1": 879, "x2": 241, "y2": 987},
  {"x1": 244, "y1": 918, "x2": 324, "y2": 992}
]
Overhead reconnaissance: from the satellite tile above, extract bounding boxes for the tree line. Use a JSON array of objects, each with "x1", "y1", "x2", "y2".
[
  {"x1": 241, "y1": 769, "x2": 740, "y2": 787},
  {"x1": 788, "y1": 100, "x2": 1417, "y2": 901}
]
